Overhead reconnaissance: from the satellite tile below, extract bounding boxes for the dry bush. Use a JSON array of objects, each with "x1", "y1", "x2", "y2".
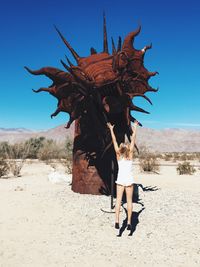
[
  {"x1": 155, "y1": 153, "x2": 163, "y2": 159},
  {"x1": 0, "y1": 158, "x2": 9, "y2": 178},
  {"x1": 173, "y1": 152, "x2": 180, "y2": 162},
  {"x1": 5, "y1": 142, "x2": 31, "y2": 177},
  {"x1": 59, "y1": 159, "x2": 73, "y2": 174},
  {"x1": 138, "y1": 146, "x2": 160, "y2": 173},
  {"x1": 58, "y1": 138, "x2": 73, "y2": 174},
  {"x1": 0, "y1": 142, "x2": 10, "y2": 159},
  {"x1": 38, "y1": 138, "x2": 73, "y2": 174},
  {"x1": 139, "y1": 157, "x2": 160, "y2": 173},
  {"x1": 25, "y1": 137, "x2": 46, "y2": 158},
  {"x1": 37, "y1": 139, "x2": 65, "y2": 161},
  {"x1": 196, "y1": 153, "x2": 200, "y2": 162},
  {"x1": 186, "y1": 154, "x2": 196, "y2": 160},
  {"x1": 65, "y1": 160, "x2": 72, "y2": 174},
  {"x1": 7, "y1": 160, "x2": 24, "y2": 177},
  {"x1": 164, "y1": 153, "x2": 173, "y2": 161},
  {"x1": 179, "y1": 153, "x2": 188, "y2": 161},
  {"x1": 65, "y1": 138, "x2": 73, "y2": 161},
  {"x1": 176, "y1": 161, "x2": 196, "y2": 175}
]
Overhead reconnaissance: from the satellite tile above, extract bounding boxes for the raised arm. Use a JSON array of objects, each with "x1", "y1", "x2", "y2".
[
  {"x1": 129, "y1": 121, "x2": 139, "y2": 153},
  {"x1": 107, "y1": 123, "x2": 119, "y2": 154}
]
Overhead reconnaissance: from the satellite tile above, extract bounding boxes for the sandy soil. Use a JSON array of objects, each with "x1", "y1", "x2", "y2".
[{"x1": 0, "y1": 161, "x2": 200, "y2": 267}]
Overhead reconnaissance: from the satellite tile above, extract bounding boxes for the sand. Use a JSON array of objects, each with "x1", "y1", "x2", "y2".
[{"x1": 0, "y1": 160, "x2": 200, "y2": 267}]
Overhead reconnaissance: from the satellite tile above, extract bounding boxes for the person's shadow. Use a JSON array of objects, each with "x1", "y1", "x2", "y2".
[{"x1": 117, "y1": 183, "x2": 159, "y2": 237}]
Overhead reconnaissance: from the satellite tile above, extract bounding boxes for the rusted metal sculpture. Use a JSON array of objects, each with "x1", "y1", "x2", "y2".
[{"x1": 25, "y1": 14, "x2": 158, "y2": 195}]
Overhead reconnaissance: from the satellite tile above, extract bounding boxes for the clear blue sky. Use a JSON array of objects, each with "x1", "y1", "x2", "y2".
[{"x1": 0, "y1": 0, "x2": 200, "y2": 130}]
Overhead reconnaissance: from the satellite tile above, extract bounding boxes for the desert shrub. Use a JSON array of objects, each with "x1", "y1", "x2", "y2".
[
  {"x1": 139, "y1": 156, "x2": 160, "y2": 173},
  {"x1": 176, "y1": 161, "x2": 196, "y2": 175},
  {"x1": 58, "y1": 138, "x2": 73, "y2": 174},
  {"x1": 164, "y1": 153, "x2": 173, "y2": 161},
  {"x1": 138, "y1": 145, "x2": 150, "y2": 159},
  {"x1": 196, "y1": 153, "x2": 200, "y2": 162},
  {"x1": 11, "y1": 143, "x2": 28, "y2": 158},
  {"x1": 179, "y1": 153, "x2": 188, "y2": 161},
  {"x1": 65, "y1": 160, "x2": 72, "y2": 174},
  {"x1": 4, "y1": 142, "x2": 31, "y2": 177},
  {"x1": 0, "y1": 158, "x2": 9, "y2": 178},
  {"x1": 7, "y1": 160, "x2": 24, "y2": 177},
  {"x1": 138, "y1": 146, "x2": 160, "y2": 173},
  {"x1": 59, "y1": 159, "x2": 73, "y2": 174},
  {"x1": 173, "y1": 152, "x2": 180, "y2": 161},
  {"x1": 0, "y1": 142, "x2": 10, "y2": 158},
  {"x1": 37, "y1": 139, "x2": 65, "y2": 161},
  {"x1": 156, "y1": 153, "x2": 163, "y2": 159},
  {"x1": 186, "y1": 154, "x2": 195, "y2": 160},
  {"x1": 65, "y1": 138, "x2": 73, "y2": 161},
  {"x1": 25, "y1": 137, "x2": 46, "y2": 158}
]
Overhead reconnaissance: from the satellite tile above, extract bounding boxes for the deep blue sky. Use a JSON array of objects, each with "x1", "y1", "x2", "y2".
[{"x1": 0, "y1": 0, "x2": 200, "y2": 130}]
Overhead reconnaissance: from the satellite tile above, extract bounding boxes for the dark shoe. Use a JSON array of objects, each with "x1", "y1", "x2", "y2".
[
  {"x1": 115, "y1": 222, "x2": 119, "y2": 229},
  {"x1": 127, "y1": 224, "x2": 132, "y2": 231}
]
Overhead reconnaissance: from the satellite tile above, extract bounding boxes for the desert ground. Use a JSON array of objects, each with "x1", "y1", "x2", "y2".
[{"x1": 0, "y1": 160, "x2": 200, "y2": 267}]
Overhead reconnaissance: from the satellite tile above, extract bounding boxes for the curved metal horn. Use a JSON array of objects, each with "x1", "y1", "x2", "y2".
[
  {"x1": 147, "y1": 86, "x2": 159, "y2": 92},
  {"x1": 122, "y1": 25, "x2": 141, "y2": 51},
  {"x1": 141, "y1": 43, "x2": 152, "y2": 54},
  {"x1": 132, "y1": 93, "x2": 153, "y2": 105},
  {"x1": 147, "y1": 71, "x2": 159, "y2": 79},
  {"x1": 24, "y1": 66, "x2": 66, "y2": 80}
]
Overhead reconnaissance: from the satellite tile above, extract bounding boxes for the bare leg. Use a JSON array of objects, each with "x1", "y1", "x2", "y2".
[
  {"x1": 115, "y1": 184, "x2": 125, "y2": 223},
  {"x1": 125, "y1": 184, "x2": 134, "y2": 224}
]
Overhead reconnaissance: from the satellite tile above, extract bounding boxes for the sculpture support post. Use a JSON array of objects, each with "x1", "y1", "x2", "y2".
[{"x1": 72, "y1": 119, "x2": 116, "y2": 195}]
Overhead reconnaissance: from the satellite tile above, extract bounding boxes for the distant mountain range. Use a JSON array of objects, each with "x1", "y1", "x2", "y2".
[
  {"x1": 0, "y1": 123, "x2": 200, "y2": 152},
  {"x1": 0, "y1": 124, "x2": 74, "y2": 144},
  {"x1": 0, "y1": 128, "x2": 33, "y2": 133}
]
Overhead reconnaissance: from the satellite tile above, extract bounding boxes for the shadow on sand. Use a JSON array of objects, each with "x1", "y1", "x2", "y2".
[{"x1": 117, "y1": 183, "x2": 159, "y2": 237}]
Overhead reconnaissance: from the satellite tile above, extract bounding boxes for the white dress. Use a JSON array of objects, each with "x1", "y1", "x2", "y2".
[{"x1": 115, "y1": 157, "x2": 134, "y2": 186}]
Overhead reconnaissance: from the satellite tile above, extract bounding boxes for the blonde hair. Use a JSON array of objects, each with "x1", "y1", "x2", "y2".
[{"x1": 118, "y1": 143, "x2": 130, "y2": 159}]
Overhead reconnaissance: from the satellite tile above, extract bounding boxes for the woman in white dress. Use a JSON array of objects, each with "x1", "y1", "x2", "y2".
[{"x1": 107, "y1": 121, "x2": 138, "y2": 230}]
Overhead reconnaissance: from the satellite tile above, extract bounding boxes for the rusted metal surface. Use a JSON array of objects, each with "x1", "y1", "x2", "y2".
[
  {"x1": 25, "y1": 14, "x2": 158, "y2": 195},
  {"x1": 71, "y1": 119, "x2": 118, "y2": 195}
]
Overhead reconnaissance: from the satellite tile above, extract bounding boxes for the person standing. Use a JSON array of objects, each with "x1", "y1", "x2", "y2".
[{"x1": 107, "y1": 121, "x2": 138, "y2": 230}]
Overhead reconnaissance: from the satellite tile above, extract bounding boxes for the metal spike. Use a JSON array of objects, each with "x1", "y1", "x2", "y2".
[
  {"x1": 117, "y1": 36, "x2": 122, "y2": 52},
  {"x1": 54, "y1": 25, "x2": 80, "y2": 63},
  {"x1": 60, "y1": 60, "x2": 71, "y2": 72},
  {"x1": 65, "y1": 55, "x2": 73, "y2": 67},
  {"x1": 130, "y1": 114, "x2": 143, "y2": 126},
  {"x1": 111, "y1": 37, "x2": 116, "y2": 54},
  {"x1": 90, "y1": 47, "x2": 97, "y2": 54},
  {"x1": 132, "y1": 93, "x2": 153, "y2": 105},
  {"x1": 130, "y1": 103, "x2": 150, "y2": 114},
  {"x1": 103, "y1": 12, "x2": 108, "y2": 53}
]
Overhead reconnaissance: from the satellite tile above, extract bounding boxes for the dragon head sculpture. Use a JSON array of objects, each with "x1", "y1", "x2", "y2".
[{"x1": 25, "y1": 14, "x2": 158, "y2": 156}]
